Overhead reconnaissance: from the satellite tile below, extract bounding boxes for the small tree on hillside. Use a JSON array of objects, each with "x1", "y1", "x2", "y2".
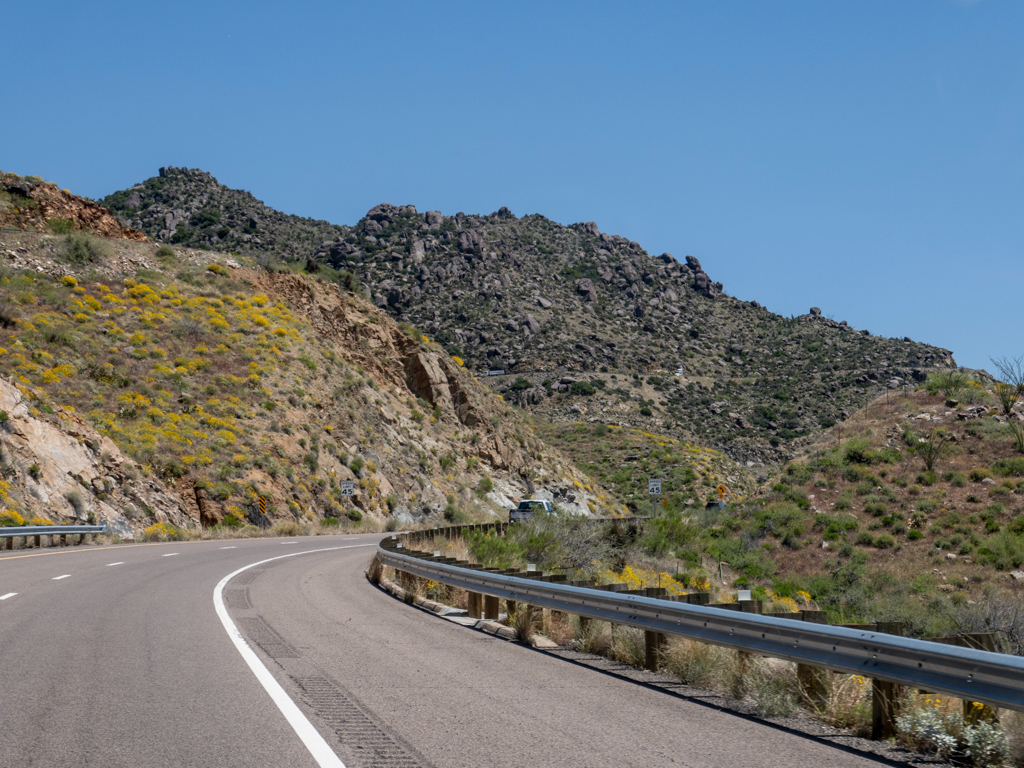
[
  {"x1": 932, "y1": 370, "x2": 969, "y2": 401},
  {"x1": 915, "y1": 427, "x2": 950, "y2": 472},
  {"x1": 991, "y1": 355, "x2": 1024, "y2": 416}
]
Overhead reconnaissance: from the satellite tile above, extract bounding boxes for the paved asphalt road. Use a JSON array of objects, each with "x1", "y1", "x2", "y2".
[{"x1": 1, "y1": 534, "x2": 902, "y2": 767}]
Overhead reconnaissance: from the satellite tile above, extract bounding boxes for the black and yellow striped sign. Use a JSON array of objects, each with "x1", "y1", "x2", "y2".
[{"x1": 259, "y1": 496, "x2": 266, "y2": 516}]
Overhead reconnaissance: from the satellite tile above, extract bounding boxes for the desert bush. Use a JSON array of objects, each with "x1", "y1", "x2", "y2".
[
  {"x1": 0, "y1": 508, "x2": 25, "y2": 526},
  {"x1": 570, "y1": 616, "x2": 613, "y2": 656},
  {"x1": 927, "y1": 370, "x2": 970, "y2": 400},
  {"x1": 662, "y1": 637, "x2": 731, "y2": 689},
  {"x1": 611, "y1": 626, "x2": 647, "y2": 667},
  {"x1": 270, "y1": 521, "x2": 305, "y2": 537},
  {"x1": 993, "y1": 458, "x2": 1024, "y2": 477},
  {"x1": 142, "y1": 522, "x2": 188, "y2": 541},
  {"x1": 46, "y1": 218, "x2": 74, "y2": 234},
  {"x1": 511, "y1": 603, "x2": 537, "y2": 643},
  {"x1": 61, "y1": 233, "x2": 108, "y2": 265},
  {"x1": 64, "y1": 490, "x2": 85, "y2": 514}
]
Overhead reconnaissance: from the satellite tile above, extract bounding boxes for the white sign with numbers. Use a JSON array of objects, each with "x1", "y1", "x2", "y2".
[
  {"x1": 339, "y1": 481, "x2": 354, "y2": 497},
  {"x1": 648, "y1": 478, "x2": 662, "y2": 495}
]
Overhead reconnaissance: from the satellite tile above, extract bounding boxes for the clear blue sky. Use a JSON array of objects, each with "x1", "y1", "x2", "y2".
[{"x1": 4, "y1": 1, "x2": 1021, "y2": 371}]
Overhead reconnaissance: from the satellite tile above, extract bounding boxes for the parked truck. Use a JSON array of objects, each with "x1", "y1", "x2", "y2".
[{"x1": 509, "y1": 499, "x2": 553, "y2": 523}]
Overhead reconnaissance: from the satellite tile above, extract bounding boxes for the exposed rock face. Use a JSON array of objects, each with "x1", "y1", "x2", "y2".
[
  {"x1": 0, "y1": 377, "x2": 192, "y2": 539},
  {"x1": 0, "y1": 174, "x2": 147, "y2": 240}
]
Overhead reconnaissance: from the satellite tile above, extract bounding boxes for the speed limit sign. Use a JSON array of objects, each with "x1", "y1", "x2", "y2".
[{"x1": 648, "y1": 478, "x2": 662, "y2": 495}]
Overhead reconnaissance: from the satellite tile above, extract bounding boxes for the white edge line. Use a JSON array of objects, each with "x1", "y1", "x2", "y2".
[
  {"x1": 52, "y1": 574, "x2": 70, "y2": 580},
  {"x1": 214, "y1": 543, "x2": 375, "y2": 768},
  {"x1": 162, "y1": 553, "x2": 179, "y2": 557},
  {"x1": 0, "y1": 592, "x2": 16, "y2": 600},
  {"x1": 220, "y1": 546, "x2": 237, "y2": 549},
  {"x1": 107, "y1": 562, "x2": 124, "y2": 566}
]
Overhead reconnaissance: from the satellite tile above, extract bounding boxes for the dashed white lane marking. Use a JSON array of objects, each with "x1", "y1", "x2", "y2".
[
  {"x1": 107, "y1": 562, "x2": 124, "y2": 566},
  {"x1": 162, "y1": 553, "x2": 179, "y2": 557},
  {"x1": 220, "y1": 546, "x2": 237, "y2": 549},
  {"x1": 281, "y1": 541, "x2": 298, "y2": 545},
  {"x1": 0, "y1": 592, "x2": 16, "y2": 600},
  {"x1": 214, "y1": 542, "x2": 375, "y2": 768},
  {"x1": 52, "y1": 575, "x2": 71, "y2": 580}
]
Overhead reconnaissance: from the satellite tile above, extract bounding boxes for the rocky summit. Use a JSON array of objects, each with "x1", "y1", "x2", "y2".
[{"x1": 104, "y1": 168, "x2": 955, "y2": 466}]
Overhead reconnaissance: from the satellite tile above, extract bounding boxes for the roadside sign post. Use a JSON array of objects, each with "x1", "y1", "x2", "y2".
[{"x1": 340, "y1": 480, "x2": 354, "y2": 519}]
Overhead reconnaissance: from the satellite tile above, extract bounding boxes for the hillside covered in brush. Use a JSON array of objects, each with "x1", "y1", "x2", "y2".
[
  {"x1": 103, "y1": 167, "x2": 956, "y2": 467},
  {"x1": 0, "y1": 226, "x2": 633, "y2": 537}
]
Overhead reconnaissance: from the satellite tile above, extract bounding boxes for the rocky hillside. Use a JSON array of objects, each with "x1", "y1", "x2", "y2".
[
  {"x1": 0, "y1": 226, "x2": 625, "y2": 539},
  {"x1": 103, "y1": 168, "x2": 955, "y2": 467},
  {"x1": 1, "y1": 171, "x2": 146, "y2": 240},
  {"x1": 100, "y1": 166, "x2": 343, "y2": 262}
]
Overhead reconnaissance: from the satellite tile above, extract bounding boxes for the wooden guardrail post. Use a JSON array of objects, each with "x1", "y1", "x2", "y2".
[
  {"x1": 467, "y1": 591, "x2": 482, "y2": 619},
  {"x1": 796, "y1": 610, "x2": 829, "y2": 706},
  {"x1": 60, "y1": 533, "x2": 67, "y2": 547},
  {"x1": 33, "y1": 534, "x2": 41, "y2": 548},
  {"x1": 483, "y1": 594, "x2": 499, "y2": 620},
  {"x1": 645, "y1": 630, "x2": 667, "y2": 672},
  {"x1": 927, "y1": 633, "x2": 1000, "y2": 724},
  {"x1": 872, "y1": 621, "x2": 904, "y2": 740}
]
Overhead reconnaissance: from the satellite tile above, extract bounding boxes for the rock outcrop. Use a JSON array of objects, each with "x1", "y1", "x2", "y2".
[{"x1": 0, "y1": 377, "x2": 192, "y2": 539}]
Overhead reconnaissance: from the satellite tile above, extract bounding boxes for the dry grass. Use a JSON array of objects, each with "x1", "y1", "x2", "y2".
[
  {"x1": 806, "y1": 673, "x2": 872, "y2": 735},
  {"x1": 367, "y1": 555, "x2": 383, "y2": 584},
  {"x1": 504, "y1": 603, "x2": 533, "y2": 642}
]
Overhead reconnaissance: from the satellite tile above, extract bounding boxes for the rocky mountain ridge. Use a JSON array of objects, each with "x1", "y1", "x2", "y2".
[{"x1": 102, "y1": 168, "x2": 956, "y2": 466}]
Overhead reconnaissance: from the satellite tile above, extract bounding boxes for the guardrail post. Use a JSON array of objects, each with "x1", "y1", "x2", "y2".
[
  {"x1": 796, "y1": 610, "x2": 830, "y2": 706},
  {"x1": 467, "y1": 591, "x2": 482, "y2": 619},
  {"x1": 644, "y1": 630, "x2": 667, "y2": 672},
  {"x1": 927, "y1": 632, "x2": 1000, "y2": 724},
  {"x1": 483, "y1": 594, "x2": 499, "y2": 620},
  {"x1": 60, "y1": 533, "x2": 67, "y2": 547},
  {"x1": 33, "y1": 534, "x2": 41, "y2": 548},
  {"x1": 871, "y1": 621, "x2": 904, "y2": 740},
  {"x1": 3, "y1": 537, "x2": 10, "y2": 550}
]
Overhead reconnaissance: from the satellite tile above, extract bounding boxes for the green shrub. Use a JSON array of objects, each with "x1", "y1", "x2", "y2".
[
  {"x1": 570, "y1": 381, "x2": 596, "y2": 396},
  {"x1": 915, "y1": 471, "x2": 937, "y2": 486},
  {"x1": 46, "y1": 218, "x2": 74, "y2": 234},
  {"x1": 639, "y1": 406, "x2": 653, "y2": 417},
  {"x1": 221, "y1": 513, "x2": 243, "y2": 528},
  {"x1": 855, "y1": 532, "x2": 874, "y2": 546},
  {"x1": 992, "y1": 458, "x2": 1024, "y2": 477},
  {"x1": 155, "y1": 244, "x2": 175, "y2": 259},
  {"x1": 477, "y1": 476, "x2": 493, "y2": 494},
  {"x1": 64, "y1": 490, "x2": 85, "y2": 514},
  {"x1": 907, "y1": 529, "x2": 924, "y2": 541},
  {"x1": 976, "y1": 530, "x2": 1024, "y2": 570},
  {"x1": 864, "y1": 501, "x2": 887, "y2": 517},
  {"x1": 61, "y1": 233, "x2": 108, "y2": 265},
  {"x1": 346, "y1": 508, "x2": 362, "y2": 522},
  {"x1": 874, "y1": 533, "x2": 895, "y2": 549},
  {"x1": 969, "y1": 467, "x2": 993, "y2": 482}
]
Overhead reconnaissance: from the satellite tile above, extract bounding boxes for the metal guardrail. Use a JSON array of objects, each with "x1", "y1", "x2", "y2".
[
  {"x1": 377, "y1": 536, "x2": 1024, "y2": 713},
  {"x1": 0, "y1": 524, "x2": 107, "y2": 537}
]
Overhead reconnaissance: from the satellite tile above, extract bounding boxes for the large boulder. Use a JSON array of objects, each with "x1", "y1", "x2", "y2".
[{"x1": 575, "y1": 278, "x2": 598, "y2": 302}]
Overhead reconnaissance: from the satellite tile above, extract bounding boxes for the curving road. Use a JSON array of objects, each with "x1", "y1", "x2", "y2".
[{"x1": 1, "y1": 534, "x2": 903, "y2": 767}]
